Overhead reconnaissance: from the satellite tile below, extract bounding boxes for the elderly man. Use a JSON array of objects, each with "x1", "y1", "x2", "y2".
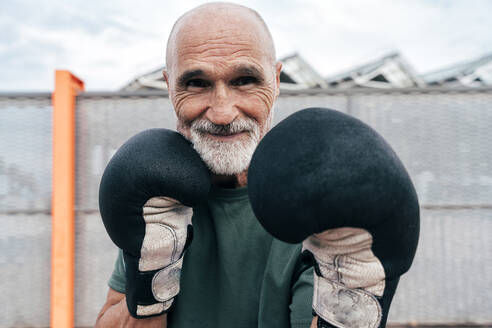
[
  {"x1": 96, "y1": 3, "x2": 316, "y2": 328},
  {"x1": 96, "y1": 2, "x2": 419, "y2": 328}
]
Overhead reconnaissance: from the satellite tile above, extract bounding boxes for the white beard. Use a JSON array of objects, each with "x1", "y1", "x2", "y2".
[{"x1": 189, "y1": 117, "x2": 261, "y2": 175}]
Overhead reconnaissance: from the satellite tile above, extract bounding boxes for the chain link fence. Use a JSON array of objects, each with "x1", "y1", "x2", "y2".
[
  {"x1": 1, "y1": 88, "x2": 491, "y2": 327},
  {"x1": 0, "y1": 93, "x2": 52, "y2": 327}
]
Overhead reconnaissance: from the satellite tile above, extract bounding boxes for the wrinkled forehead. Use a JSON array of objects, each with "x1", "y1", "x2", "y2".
[
  {"x1": 180, "y1": 28, "x2": 266, "y2": 62},
  {"x1": 167, "y1": 8, "x2": 274, "y2": 74}
]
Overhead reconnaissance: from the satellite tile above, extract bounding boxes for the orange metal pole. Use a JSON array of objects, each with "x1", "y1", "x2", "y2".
[{"x1": 51, "y1": 70, "x2": 84, "y2": 328}]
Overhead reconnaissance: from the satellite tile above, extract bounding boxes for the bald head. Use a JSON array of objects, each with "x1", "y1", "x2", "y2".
[{"x1": 165, "y1": 2, "x2": 276, "y2": 74}]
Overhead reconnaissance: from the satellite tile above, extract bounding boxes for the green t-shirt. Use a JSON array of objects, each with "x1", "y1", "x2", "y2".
[{"x1": 109, "y1": 186, "x2": 314, "y2": 328}]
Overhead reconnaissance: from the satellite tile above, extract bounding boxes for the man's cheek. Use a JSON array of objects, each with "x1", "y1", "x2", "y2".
[
  {"x1": 248, "y1": 86, "x2": 275, "y2": 106},
  {"x1": 176, "y1": 120, "x2": 192, "y2": 140},
  {"x1": 240, "y1": 93, "x2": 273, "y2": 120},
  {"x1": 174, "y1": 93, "x2": 207, "y2": 121}
]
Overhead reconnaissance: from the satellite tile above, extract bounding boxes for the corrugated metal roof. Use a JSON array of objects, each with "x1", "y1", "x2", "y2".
[
  {"x1": 279, "y1": 53, "x2": 329, "y2": 88},
  {"x1": 120, "y1": 66, "x2": 167, "y2": 91},
  {"x1": 325, "y1": 52, "x2": 426, "y2": 88},
  {"x1": 423, "y1": 53, "x2": 492, "y2": 86}
]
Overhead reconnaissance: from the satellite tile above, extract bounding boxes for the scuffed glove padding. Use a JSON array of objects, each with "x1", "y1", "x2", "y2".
[
  {"x1": 99, "y1": 129, "x2": 210, "y2": 318},
  {"x1": 248, "y1": 108, "x2": 419, "y2": 328}
]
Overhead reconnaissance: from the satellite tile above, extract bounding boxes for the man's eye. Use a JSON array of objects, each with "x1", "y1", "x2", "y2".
[
  {"x1": 186, "y1": 79, "x2": 210, "y2": 88},
  {"x1": 232, "y1": 76, "x2": 258, "y2": 86}
]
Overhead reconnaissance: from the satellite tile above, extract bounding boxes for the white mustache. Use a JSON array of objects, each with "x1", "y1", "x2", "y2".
[{"x1": 191, "y1": 117, "x2": 257, "y2": 136}]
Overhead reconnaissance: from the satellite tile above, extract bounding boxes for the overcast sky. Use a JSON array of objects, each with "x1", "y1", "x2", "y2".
[{"x1": 1, "y1": 0, "x2": 492, "y2": 91}]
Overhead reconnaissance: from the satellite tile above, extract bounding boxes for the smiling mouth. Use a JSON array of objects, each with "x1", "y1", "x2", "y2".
[{"x1": 205, "y1": 131, "x2": 249, "y2": 139}]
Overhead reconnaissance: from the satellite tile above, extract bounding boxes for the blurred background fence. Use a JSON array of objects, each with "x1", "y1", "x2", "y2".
[{"x1": 1, "y1": 88, "x2": 491, "y2": 327}]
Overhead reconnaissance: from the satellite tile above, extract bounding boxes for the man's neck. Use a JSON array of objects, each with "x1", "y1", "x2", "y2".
[{"x1": 212, "y1": 170, "x2": 248, "y2": 189}]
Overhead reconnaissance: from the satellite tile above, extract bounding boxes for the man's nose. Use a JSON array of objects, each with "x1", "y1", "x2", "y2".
[{"x1": 205, "y1": 82, "x2": 239, "y2": 125}]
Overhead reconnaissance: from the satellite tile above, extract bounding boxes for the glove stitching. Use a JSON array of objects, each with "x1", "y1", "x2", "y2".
[{"x1": 334, "y1": 254, "x2": 342, "y2": 284}]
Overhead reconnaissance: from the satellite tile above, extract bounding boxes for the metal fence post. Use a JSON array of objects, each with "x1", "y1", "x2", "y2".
[{"x1": 51, "y1": 70, "x2": 84, "y2": 328}]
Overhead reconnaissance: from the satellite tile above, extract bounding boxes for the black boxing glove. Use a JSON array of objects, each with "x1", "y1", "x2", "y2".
[
  {"x1": 99, "y1": 129, "x2": 210, "y2": 318},
  {"x1": 248, "y1": 108, "x2": 419, "y2": 328}
]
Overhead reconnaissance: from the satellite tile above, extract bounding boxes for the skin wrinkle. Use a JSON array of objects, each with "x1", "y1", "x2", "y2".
[
  {"x1": 178, "y1": 51, "x2": 267, "y2": 70},
  {"x1": 182, "y1": 39, "x2": 265, "y2": 55},
  {"x1": 184, "y1": 37, "x2": 254, "y2": 48}
]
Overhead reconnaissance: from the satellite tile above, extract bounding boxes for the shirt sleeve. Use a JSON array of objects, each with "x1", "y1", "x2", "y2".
[
  {"x1": 290, "y1": 264, "x2": 314, "y2": 328},
  {"x1": 108, "y1": 248, "x2": 126, "y2": 293}
]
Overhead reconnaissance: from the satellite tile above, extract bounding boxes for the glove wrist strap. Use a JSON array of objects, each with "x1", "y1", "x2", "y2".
[
  {"x1": 313, "y1": 272, "x2": 382, "y2": 328},
  {"x1": 124, "y1": 252, "x2": 182, "y2": 318}
]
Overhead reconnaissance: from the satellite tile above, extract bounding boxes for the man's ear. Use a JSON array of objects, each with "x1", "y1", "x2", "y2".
[
  {"x1": 163, "y1": 70, "x2": 170, "y2": 89},
  {"x1": 274, "y1": 61, "x2": 282, "y2": 98}
]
